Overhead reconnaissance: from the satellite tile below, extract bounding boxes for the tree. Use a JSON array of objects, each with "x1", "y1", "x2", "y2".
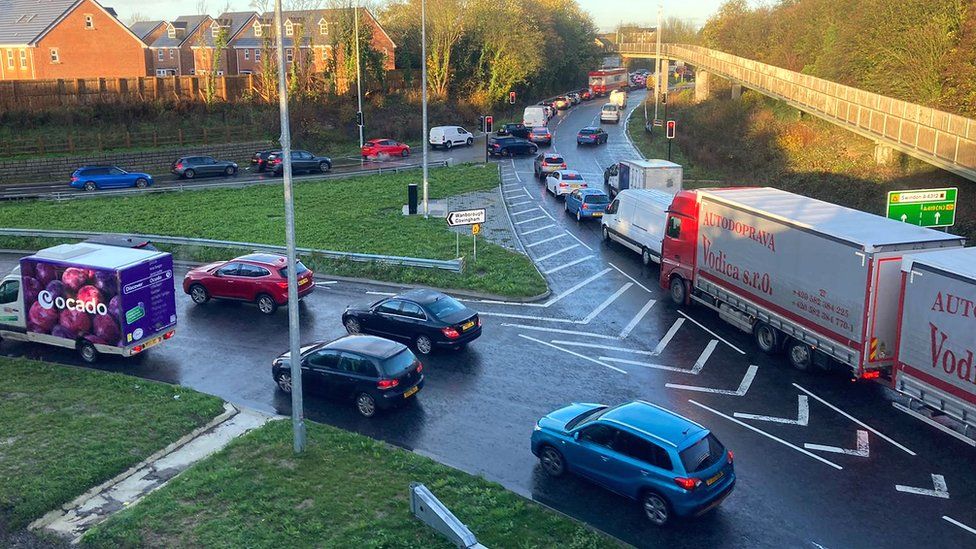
[
  {"x1": 466, "y1": 0, "x2": 541, "y2": 104},
  {"x1": 201, "y1": 26, "x2": 230, "y2": 105}
]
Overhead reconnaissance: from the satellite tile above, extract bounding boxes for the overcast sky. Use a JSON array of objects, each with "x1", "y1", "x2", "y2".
[{"x1": 108, "y1": 0, "x2": 734, "y2": 30}]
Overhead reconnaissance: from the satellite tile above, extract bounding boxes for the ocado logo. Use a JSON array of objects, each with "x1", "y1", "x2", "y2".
[
  {"x1": 37, "y1": 290, "x2": 108, "y2": 315},
  {"x1": 38, "y1": 290, "x2": 54, "y2": 309}
]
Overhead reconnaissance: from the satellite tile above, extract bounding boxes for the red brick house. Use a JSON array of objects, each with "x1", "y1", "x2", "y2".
[
  {"x1": 192, "y1": 12, "x2": 259, "y2": 76},
  {"x1": 130, "y1": 20, "x2": 167, "y2": 76},
  {"x1": 0, "y1": 0, "x2": 147, "y2": 80},
  {"x1": 146, "y1": 15, "x2": 211, "y2": 76}
]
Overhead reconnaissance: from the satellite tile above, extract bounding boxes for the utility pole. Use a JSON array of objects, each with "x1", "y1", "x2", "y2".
[
  {"x1": 421, "y1": 0, "x2": 430, "y2": 218},
  {"x1": 355, "y1": 2, "x2": 364, "y2": 149},
  {"x1": 273, "y1": 0, "x2": 305, "y2": 454},
  {"x1": 653, "y1": 5, "x2": 663, "y2": 131}
]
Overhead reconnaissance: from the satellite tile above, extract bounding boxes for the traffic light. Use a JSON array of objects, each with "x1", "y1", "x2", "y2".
[
  {"x1": 509, "y1": 91, "x2": 516, "y2": 104},
  {"x1": 356, "y1": 111, "x2": 364, "y2": 126},
  {"x1": 484, "y1": 115, "x2": 493, "y2": 134},
  {"x1": 660, "y1": 93, "x2": 667, "y2": 104},
  {"x1": 666, "y1": 120, "x2": 676, "y2": 139}
]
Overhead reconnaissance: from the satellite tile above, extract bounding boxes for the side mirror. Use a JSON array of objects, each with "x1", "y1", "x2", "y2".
[{"x1": 572, "y1": 431, "x2": 580, "y2": 441}]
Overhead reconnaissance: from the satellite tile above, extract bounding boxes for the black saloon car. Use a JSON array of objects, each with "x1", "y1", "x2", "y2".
[
  {"x1": 497, "y1": 123, "x2": 531, "y2": 139},
  {"x1": 266, "y1": 150, "x2": 332, "y2": 176},
  {"x1": 171, "y1": 156, "x2": 238, "y2": 179},
  {"x1": 488, "y1": 137, "x2": 538, "y2": 158},
  {"x1": 251, "y1": 150, "x2": 276, "y2": 172},
  {"x1": 341, "y1": 289, "x2": 481, "y2": 355},
  {"x1": 272, "y1": 335, "x2": 424, "y2": 417}
]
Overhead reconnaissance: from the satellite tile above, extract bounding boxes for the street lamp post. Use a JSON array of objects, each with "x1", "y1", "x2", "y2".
[
  {"x1": 421, "y1": 0, "x2": 429, "y2": 218},
  {"x1": 653, "y1": 6, "x2": 663, "y2": 131},
  {"x1": 273, "y1": 0, "x2": 305, "y2": 454},
  {"x1": 355, "y1": 2, "x2": 364, "y2": 149}
]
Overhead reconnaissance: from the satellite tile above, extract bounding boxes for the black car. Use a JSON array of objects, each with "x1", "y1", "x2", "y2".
[
  {"x1": 171, "y1": 155, "x2": 238, "y2": 179},
  {"x1": 272, "y1": 335, "x2": 424, "y2": 418},
  {"x1": 251, "y1": 150, "x2": 276, "y2": 172},
  {"x1": 84, "y1": 235, "x2": 157, "y2": 251},
  {"x1": 497, "y1": 123, "x2": 531, "y2": 139},
  {"x1": 488, "y1": 136, "x2": 538, "y2": 157},
  {"x1": 341, "y1": 289, "x2": 481, "y2": 355},
  {"x1": 266, "y1": 150, "x2": 332, "y2": 176}
]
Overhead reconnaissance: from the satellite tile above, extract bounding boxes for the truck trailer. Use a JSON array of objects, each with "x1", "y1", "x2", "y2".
[
  {"x1": 606, "y1": 159, "x2": 682, "y2": 197},
  {"x1": 588, "y1": 68, "x2": 628, "y2": 97}
]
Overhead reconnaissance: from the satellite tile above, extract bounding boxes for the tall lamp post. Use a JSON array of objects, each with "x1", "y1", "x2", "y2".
[
  {"x1": 421, "y1": 0, "x2": 429, "y2": 218},
  {"x1": 653, "y1": 6, "x2": 663, "y2": 131},
  {"x1": 273, "y1": 0, "x2": 305, "y2": 454},
  {"x1": 355, "y1": 2, "x2": 364, "y2": 149}
]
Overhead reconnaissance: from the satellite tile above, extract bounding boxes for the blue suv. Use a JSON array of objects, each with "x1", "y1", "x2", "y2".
[
  {"x1": 531, "y1": 400, "x2": 735, "y2": 526},
  {"x1": 70, "y1": 165, "x2": 153, "y2": 191}
]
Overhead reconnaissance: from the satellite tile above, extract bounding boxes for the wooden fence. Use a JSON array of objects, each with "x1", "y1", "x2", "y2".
[{"x1": 0, "y1": 125, "x2": 262, "y2": 158}]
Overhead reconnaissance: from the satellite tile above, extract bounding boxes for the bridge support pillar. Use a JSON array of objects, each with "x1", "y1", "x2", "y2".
[
  {"x1": 874, "y1": 143, "x2": 896, "y2": 165},
  {"x1": 695, "y1": 70, "x2": 711, "y2": 103},
  {"x1": 731, "y1": 83, "x2": 742, "y2": 99}
]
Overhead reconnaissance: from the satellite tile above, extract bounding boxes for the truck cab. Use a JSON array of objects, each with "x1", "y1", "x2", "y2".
[
  {"x1": 0, "y1": 267, "x2": 24, "y2": 330},
  {"x1": 658, "y1": 190, "x2": 701, "y2": 304}
]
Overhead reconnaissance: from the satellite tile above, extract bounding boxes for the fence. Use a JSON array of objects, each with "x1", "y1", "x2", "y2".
[{"x1": 0, "y1": 126, "x2": 263, "y2": 158}]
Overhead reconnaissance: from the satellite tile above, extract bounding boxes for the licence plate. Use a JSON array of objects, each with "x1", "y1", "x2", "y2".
[
  {"x1": 571, "y1": 184, "x2": 581, "y2": 190},
  {"x1": 298, "y1": 278, "x2": 308, "y2": 286},
  {"x1": 461, "y1": 320, "x2": 475, "y2": 331},
  {"x1": 592, "y1": 212, "x2": 603, "y2": 217},
  {"x1": 141, "y1": 336, "x2": 162, "y2": 350},
  {"x1": 404, "y1": 385, "x2": 419, "y2": 399},
  {"x1": 706, "y1": 471, "x2": 724, "y2": 486}
]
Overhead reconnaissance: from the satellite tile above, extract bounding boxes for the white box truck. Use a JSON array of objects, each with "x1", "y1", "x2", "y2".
[
  {"x1": 523, "y1": 106, "x2": 548, "y2": 128},
  {"x1": 606, "y1": 159, "x2": 682, "y2": 197},
  {"x1": 0, "y1": 243, "x2": 178, "y2": 363},
  {"x1": 659, "y1": 187, "x2": 966, "y2": 376}
]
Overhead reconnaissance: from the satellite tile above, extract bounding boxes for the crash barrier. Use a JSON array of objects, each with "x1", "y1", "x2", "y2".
[{"x1": 409, "y1": 483, "x2": 487, "y2": 549}]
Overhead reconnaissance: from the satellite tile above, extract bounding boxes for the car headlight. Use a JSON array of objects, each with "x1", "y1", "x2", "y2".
[{"x1": 533, "y1": 423, "x2": 541, "y2": 431}]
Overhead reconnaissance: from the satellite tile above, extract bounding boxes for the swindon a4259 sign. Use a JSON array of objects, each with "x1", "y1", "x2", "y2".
[{"x1": 886, "y1": 188, "x2": 957, "y2": 228}]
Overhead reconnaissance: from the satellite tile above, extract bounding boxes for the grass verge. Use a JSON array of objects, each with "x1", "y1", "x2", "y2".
[
  {"x1": 0, "y1": 164, "x2": 546, "y2": 298},
  {"x1": 84, "y1": 420, "x2": 615, "y2": 548},
  {"x1": 0, "y1": 357, "x2": 224, "y2": 530}
]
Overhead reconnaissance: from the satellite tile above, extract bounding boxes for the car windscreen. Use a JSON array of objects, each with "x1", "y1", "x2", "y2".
[
  {"x1": 426, "y1": 295, "x2": 466, "y2": 319},
  {"x1": 578, "y1": 129, "x2": 595, "y2": 135},
  {"x1": 584, "y1": 194, "x2": 609, "y2": 204},
  {"x1": 531, "y1": 128, "x2": 549, "y2": 134},
  {"x1": 561, "y1": 172, "x2": 583, "y2": 181},
  {"x1": 380, "y1": 349, "x2": 417, "y2": 376},
  {"x1": 679, "y1": 433, "x2": 726, "y2": 473},
  {"x1": 565, "y1": 405, "x2": 610, "y2": 430},
  {"x1": 277, "y1": 260, "x2": 309, "y2": 278}
]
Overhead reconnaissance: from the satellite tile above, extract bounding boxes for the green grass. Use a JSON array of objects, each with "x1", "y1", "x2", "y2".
[
  {"x1": 0, "y1": 357, "x2": 224, "y2": 530},
  {"x1": 84, "y1": 420, "x2": 616, "y2": 548},
  {"x1": 0, "y1": 164, "x2": 547, "y2": 298},
  {"x1": 625, "y1": 92, "x2": 721, "y2": 182}
]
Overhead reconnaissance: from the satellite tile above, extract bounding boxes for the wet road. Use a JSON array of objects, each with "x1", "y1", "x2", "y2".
[{"x1": 3, "y1": 92, "x2": 976, "y2": 547}]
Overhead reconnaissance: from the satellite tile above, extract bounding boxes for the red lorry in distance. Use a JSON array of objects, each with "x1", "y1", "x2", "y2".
[{"x1": 589, "y1": 68, "x2": 628, "y2": 97}]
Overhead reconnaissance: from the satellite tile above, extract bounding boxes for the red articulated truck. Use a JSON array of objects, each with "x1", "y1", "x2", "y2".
[
  {"x1": 658, "y1": 187, "x2": 966, "y2": 377},
  {"x1": 589, "y1": 68, "x2": 628, "y2": 97}
]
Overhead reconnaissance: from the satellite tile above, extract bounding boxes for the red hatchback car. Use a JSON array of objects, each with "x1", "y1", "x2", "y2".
[
  {"x1": 183, "y1": 253, "x2": 314, "y2": 315},
  {"x1": 362, "y1": 139, "x2": 410, "y2": 159}
]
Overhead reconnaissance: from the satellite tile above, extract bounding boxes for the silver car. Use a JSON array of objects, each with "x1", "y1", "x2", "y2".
[{"x1": 545, "y1": 170, "x2": 588, "y2": 197}]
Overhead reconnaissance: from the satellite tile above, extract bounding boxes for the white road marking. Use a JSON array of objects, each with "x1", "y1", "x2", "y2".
[
  {"x1": 690, "y1": 339, "x2": 718, "y2": 374},
  {"x1": 892, "y1": 402, "x2": 976, "y2": 447},
  {"x1": 526, "y1": 234, "x2": 567, "y2": 248},
  {"x1": 505, "y1": 192, "x2": 529, "y2": 199},
  {"x1": 510, "y1": 208, "x2": 540, "y2": 216},
  {"x1": 608, "y1": 262, "x2": 652, "y2": 293},
  {"x1": 565, "y1": 229, "x2": 593, "y2": 251},
  {"x1": 315, "y1": 280, "x2": 338, "y2": 284},
  {"x1": 518, "y1": 334, "x2": 627, "y2": 373},
  {"x1": 521, "y1": 224, "x2": 555, "y2": 235},
  {"x1": 666, "y1": 364, "x2": 758, "y2": 396},
  {"x1": 536, "y1": 203, "x2": 557, "y2": 221},
  {"x1": 554, "y1": 340, "x2": 647, "y2": 353},
  {"x1": 651, "y1": 318, "x2": 684, "y2": 355},
  {"x1": 735, "y1": 395, "x2": 810, "y2": 426},
  {"x1": 503, "y1": 323, "x2": 620, "y2": 340},
  {"x1": 581, "y1": 283, "x2": 633, "y2": 323},
  {"x1": 678, "y1": 311, "x2": 746, "y2": 354},
  {"x1": 543, "y1": 255, "x2": 593, "y2": 275},
  {"x1": 536, "y1": 244, "x2": 580, "y2": 261},
  {"x1": 943, "y1": 516, "x2": 976, "y2": 535},
  {"x1": 793, "y1": 383, "x2": 916, "y2": 456},
  {"x1": 509, "y1": 159, "x2": 522, "y2": 182},
  {"x1": 503, "y1": 183, "x2": 521, "y2": 188},
  {"x1": 804, "y1": 430, "x2": 869, "y2": 457},
  {"x1": 514, "y1": 215, "x2": 548, "y2": 226},
  {"x1": 619, "y1": 299, "x2": 657, "y2": 339},
  {"x1": 508, "y1": 200, "x2": 533, "y2": 208},
  {"x1": 465, "y1": 268, "x2": 611, "y2": 308},
  {"x1": 688, "y1": 399, "x2": 843, "y2": 470},
  {"x1": 599, "y1": 356, "x2": 698, "y2": 374},
  {"x1": 478, "y1": 311, "x2": 574, "y2": 323},
  {"x1": 896, "y1": 474, "x2": 949, "y2": 499},
  {"x1": 365, "y1": 291, "x2": 396, "y2": 296}
]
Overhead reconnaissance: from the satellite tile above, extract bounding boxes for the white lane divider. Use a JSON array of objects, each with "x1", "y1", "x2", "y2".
[
  {"x1": 514, "y1": 215, "x2": 548, "y2": 226},
  {"x1": 896, "y1": 474, "x2": 949, "y2": 499},
  {"x1": 678, "y1": 311, "x2": 746, "y2": 355},
  {"x1": 651, "y1": 318, "x2": 684, "y2": 355},
  {"x1": 517, "y1": 334, "x2": 626, "y2": 374},
  {"x1": 510, "y1": 208, "x2": 541, "y2": 216},
  {"x1": 535, "y1": 244, "x2": 580, "y2": 262},
  {"x1": 508, "y1": 200, "x2": 533, "y2": 208},
  {"x1": 804, "y1": 430, "x2": 869, "y2": 458},
  {"x1": 943, "y1": 516, "x2": 976, "y2": 535},
  {"x1": 526, "y1": 234, "x2": 567, "y2": 248},
  {"x1": 365, "y1": 291, "x2": 396, "y2": 296},
  {"x1": 735, "y1": 395, "x2": 809, "y2": 426},
  {"x1": 609, "y1": 262, "x2": 652, "y2": 294},
  {"x1": 502, "y1": 323, "x2": 620, "y2": 341},
  {"x1": 580, "y1": 283, "x2": 633, "y2": 324},
  {"x1": 688, "y1": 399, "x2": 843, "y2": 470},
  {"x1": 521, "y1": 224, "x2": 555, "y2": 236},
  {"x1": 618, "y1": 299, "x2": 657, "y2": 339},
  {"x1": 667, "y1": 364, "x2": 758, "y2": 396},
  {"x1": 543, "y1": 255, "x2": 593, "y2": 275},
  {"x1": 603, "y1": 339, "x2": 716, "y2": 374},
  {"x1": 564, "y1": 228, "x2": 593, "y2": 251}
]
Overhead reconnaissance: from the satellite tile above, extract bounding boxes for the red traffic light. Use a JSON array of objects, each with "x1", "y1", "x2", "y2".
[
  {"x1": 509, "y1": 91, "x2": 516, "y2": 104},
  {"x1": 666, "y1": 120, "x2": 676, "y2": 139},
  {"x1": 484, "y1": 115, "x2": 494, "y2": 133}
]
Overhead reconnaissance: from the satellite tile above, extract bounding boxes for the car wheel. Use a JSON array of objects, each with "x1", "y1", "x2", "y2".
[
  {"x1": 642, "y1": 491, "x2": 671, "y2": 526},
  {"x1": 78, "y1": 341, "x2": 98, "y2": 364},
  {"x1": 445, "y1": 141, "x2": 453, "y2": 150},
  {"x1": 401, "y1": 149, "x2": 410, "y2": 157},
  {"x1": 189, "y1": 284, "x2": 209, "y2": 304},
  {"x1": 344, "y1": 317, "x2": 361, "y2": 334},
  {"x1": 602, "y1": 226, "x2": 612, "y2": 246},
  {"x1": 754, "y1": 322, "x2": 780, "y2": 354},
  {"x1": 184, "y1": 169, "x2": 195, "y2": 179},
  {"x1": 530, "y1": 146, "x2": 538, "y2": 154},
  {"x1": 539, "y1": 445, "x2": 565, "y2": 477},
  {"x1": 642, "y1": 248, "x2": 652, "y2": 266},
  {"x1": 466, "y1": 137, "x2": 473, "y2": 146},
  {"x1": 135, "y1": 178, "x2": 149, "y2": 188},
  {"x1": 319, "y1": 161, "x2": 331, "y2": 173},
  {"x1": 787, "y1": 339, "x2": 814, "y2": 371},
  {"x1": 669, "y1": 276, "x2": 687, "y2": 305},
  {"x1": 576, "y1": 210, "x2": 583, "y2": 223},
  {"x1": 275, "y1": 371, "x2": 293, "y2": 393},
  {"x1": 84, "y1": 181, "x2": 97, "y2": 191},
  {"x1": 257, "y1": 294, "x2": 277, "y2": 315},
  {"x1": 415, "y1": 334, "x2": 433, "y2": 355},
  {"x1": 356, "y1": 392, "x2": 377, "y2": 418},
  {"x1": 224, "y1": 166, "x2": 236, "y2": 176}
]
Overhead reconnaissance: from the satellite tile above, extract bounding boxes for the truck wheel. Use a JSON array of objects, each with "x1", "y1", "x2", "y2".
[
  {"x1": 78, "y1": 341, "x2": 97, "y2": 364},
  {"x1": 754, "y1": 322, "x2": 780, "y2": 354},
  {"x1": 669, "y1": 276, "x2": 687, "y2": 305},
  {"x1": 787, "y1": 340, "x2": 814, "y2": 371}
]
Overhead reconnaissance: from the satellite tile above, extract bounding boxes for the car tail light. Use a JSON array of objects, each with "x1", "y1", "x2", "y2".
[
  {"x1": 863, "y1": 370, "x2": 881, "y2": 380},
  {"x1": 442, "y1": 326, "x2": 461, "y2": 339},
  {"x1": 581, "y1": 203, "x2": 588, "y2": 209},
  {"x1": 416, "y1": 362, "x2": 423, "y2": 373},
  {"x1": 377, "y1": 378, "x2": 400, "y2": 390},
  {"x1": 71, "y1": 176, "x2": 78, "y2": 182},
  {"x1": 477, "y1": 317, "x2": 482, "y2": 327},
  {"x1": 132, "y1": 345, "x2": 144, "y2": 354},
  {"x1": 727, "y1": 450, "x2": 734, "y2": 464},
  {"x1": 559, "y1": 183, "x2": 568, "y2": 188},
  {"x1": 560, "y1": 163, "x2": 566, "y2": 169},
  {"x1": 163, "y1": 330, "x2": 175, "y2": 340},
  {"x1": 175, "y1": 163, "x2": 183, "y2": 170},
  {"x1": 674, "y1": 477, "x2": 701, "y2": 490},
  {"x1": 273, "y1": 158, "x2": 282, "y2": 164},
  {"x1": 277, "y1": 281, "x2": 288, "y2": 289}
]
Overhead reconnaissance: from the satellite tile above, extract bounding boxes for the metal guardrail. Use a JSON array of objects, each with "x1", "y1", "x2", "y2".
[
  {"x1": 0, "y1": 228, "x2": 464, "y2": 273},
  {"x1": 618, "y1": 42, "x2": 976, "y2": 182},
  {"x1": 410, "y1": 483, "x2": 486, "y2": 548}
]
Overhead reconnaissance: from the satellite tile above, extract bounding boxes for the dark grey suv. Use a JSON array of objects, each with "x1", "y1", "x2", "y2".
[
  {"x1": 171, "y1": 156, "x2": 238, "y2": 179},
  {"x1": 266, "y1": 150, "x2": 332, "y2": 176}
]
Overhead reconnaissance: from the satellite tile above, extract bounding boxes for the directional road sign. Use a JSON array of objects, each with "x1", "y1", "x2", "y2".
[
  {"x1": 447, "y1": 208, "x2": 487, "y2": 227},
  {"x1": 886, "y1": 188, "x2": 957, "y2": 228}
]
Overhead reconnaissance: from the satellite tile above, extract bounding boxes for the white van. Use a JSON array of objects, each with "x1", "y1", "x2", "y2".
[
  {"x1": 523, "y1": 106, "x2": 548, "y2": 128},
  {"x1": 600, "y1": 104, "x2": 620, "y2": 124},
  {"x1": 601, "y1": 189, "x2": 671, "y2": 265},
  {"x1": 609, "y1": 89, "x2": 628, "y2": 108},
  {"x1": 429, "y1": 126, "x2": 474, "y2": 149}
]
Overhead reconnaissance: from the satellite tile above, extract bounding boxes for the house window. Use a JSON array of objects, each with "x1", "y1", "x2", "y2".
[
  {"x1": 156, "y1": 69, "x2": 167, "y2": 77},
  {"x1": 244, "y1": 49, "x2": 250, "y2": 60},
  {"x1": 253, "y1": 21, "x2": 262, "y2": 37},
  {"x1": 286, "y1": 48, "x2": 293, "y2": 63},
  {"x1": 19, "y1": 49, "x2": 27, "y2": 69},
  {"x1": 84, "y1": 14, "x2": 93, "y2": 29},
  {"x1": 284, "y1": 20, "x2": 293, "y2": 36},
  {"x1": 211, "y1": 22, "x2": 220, "y2": 38},
  {"x1": 50, "y1": 48, "x2": 59, "y2": 63},
  {"x1": 6, "y1": 50, "x2": 13, "y2": 69},
  {"x1": 319, "y1": 19, "x2": 328, "y2": 35},
  {"x1": 254, "y1": 49, "x2": 261, "y2": 61},
  {"x1": 170, "y1": 49, "x2": 175, "y2": 59},
  {"x1": 157, "y1": 49, "x2": 164, "y2": 61},
  {"x1": 167, "y1": 25, "x2": 176, "y2": 38}
]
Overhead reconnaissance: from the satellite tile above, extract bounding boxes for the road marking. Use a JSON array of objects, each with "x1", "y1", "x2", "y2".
[
  {"x1": 599, "y1": 356, "x2": 697, "y2": 374},
  {"x1": 651, "y1": 318, "x2": 684, "y2": 355},
  {"x1": 554, "y1": 341, "x2": 648, "y2": 353},
  {"x1": 505, "y1": 192, "x2": 529, "y2": 199},
  {"x1": 565, "y1": 229, "x2": 593, "y2": 251},
  {"x1": 521, "y1": 224, "x2": 555, "y2": 235},
  {"x1": 735, "y1": 395, "x2": 809, "y2": 426},
  {"x1": 536, "y1": 244, "x2": 580, "y2": 261},
  {"x1": 678, "y1": 311, "x2": 746, "y2": 355},
  {"x1": 608, "y1": 262, "x2": 652, "y2": 293},
  {"x1": 526, "y1": 234, "x2": 567, "y2": 248},
  {"x1": 943, "y1": 516, "x2": 976, "y2": 535},
  {"x1": 892, "y1": 402, "x2": 976, "y2": 447},
  {"x1": 503, "y1": 183, "x2": 521, "y2": 188},
  {"x1": 804, "y1": 430, "x2": 869, "y2": 457},
  {"x1": 365, "y1": 291, "x2": 396, "y2": 296},
  {"x1": 667, "y1": 364, "x2": 758, "y2": 396},
  {"x1": 543, "y1": 256, "x2": 593, "y2": 275},
  {"x1": 510, "y1": 208, "x2": 540, "y2": 216},
  {"x1": 514, "y1": 215, "x2": 548, "y2": 226},
  {"x1": 508, "y1": 200, "x2": 533, "y2": 208},
  {"x1": 793, "y1": 383, "x2": 916, "y2": 456},
  {"x1": 619, "y1": 299, "x2": 657, "y2": 338},
  {"x1": 537, "y1": 204, "x2": 557, "y2": 221},
  {"x1": 502, "y1": 323, "x2": 620, "y2": 340},
  {"x1": 509, "y1": 159, "x2": 522, "y2": 182},
  {"x1": 478, "y1": 311, "x2": 574, "y2": 323},
  {"x1": 896, "y1": 474, "x2": 949, "y2": 499},
  {"x1": 581, "y1": 283, "x2": 633, "y2": 323},
  {"x1": 466, "y1": 268, "x2": 612, "y2": 308},
  {"x1": 688, "y1": 399, "x2": 843, "y2": 470},
  {"x1": 518, "y1": 334, "x2": 626, "y2": 373}
]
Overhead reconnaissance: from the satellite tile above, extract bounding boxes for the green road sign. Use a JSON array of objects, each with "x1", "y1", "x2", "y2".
[{"x1": 886, "y1": 188, "x2": 957, "y2": 228}]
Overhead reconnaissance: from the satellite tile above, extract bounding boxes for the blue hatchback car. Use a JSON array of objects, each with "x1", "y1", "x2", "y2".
[
  {"x1": 531, "y1": 400, "x2": 735, "y2": 526},
  {"x1": 564, "y1": 188, "x2": 610, "y2": 222},
  {"x1": 70, "y1": 165, "x2": 154, "y2": 191}
]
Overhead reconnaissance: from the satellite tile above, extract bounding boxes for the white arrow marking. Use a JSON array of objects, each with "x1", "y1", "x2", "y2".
[
  {"x1": 896, "y1": 474, "x2": 949, "y2": 499},
  {"x1": 517, "y1": 334, "x2": 626, "y2": 374},
  {"x1": 666, "y1": 364, "x2": 758, "y2": 396},
  {"x1": 900, "y1": 213, "x2": 908, "y2": 222},
  {"x1": 618, "y1": 298, "x2": 657, "y2": 338},
  {"x1": 735, "y1": 395, "x2": 809, "y2": 425},
  {"x1": 935, "y1": 212, "x2": 942, "y2": 223},
  {"x1": 804, "y1": 430, "x2": 869, "y2": 457},
  {"x1": 943, "y1": 516, "x2": 976, "y2": 535}
]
